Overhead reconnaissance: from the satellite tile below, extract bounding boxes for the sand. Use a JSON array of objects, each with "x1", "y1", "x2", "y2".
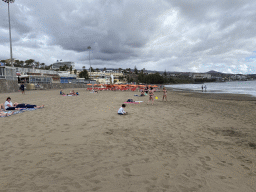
[{"x1": 0, "y1": 88, "x2": 256, "y2": 192}]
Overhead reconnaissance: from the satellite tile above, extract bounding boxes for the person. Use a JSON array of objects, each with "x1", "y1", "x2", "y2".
[
  {"x1": 0, "y1": 111, "x2": 14, "y2": 117},
  {"x1": 4, "y1": 97, "x2": 44, "y2": 110},
  {"x1": 14, "y1": 102, "x2": 44, "y2": 109},
  {"x1": 201, "y1": 85, "x2": 204, "y2": 92},
  {"x1": 0, "y1": 103, "x2": 5, "y2": 110},
  {"x1": 20, "y1": 82, "x2": 25, "y2": 94},
  {"x1": 145, "y1": 86, "x2": 149, "y2": 94},
  {"x1": 118, "y1": 104, "x2": 127, "y2": 115},
  {"x1": 60, "y1": 89, "x2": 65, "y2": 95},
  {"x1": 70, "y1": 90, "x2": 76, "y2": 96},
  {"x1": 204, "y1": 85, "x2": 207, "y2": 92},
  {"x1": 147, "y1": 87, "x2": 154, "y2": 105},
  {"x1": 4, "y1": 97, "x2": 17, "y2": 110},
  {"x1": 162, "y1": 87, "x2": 167, "y2": 101},
  {"x1": 140, "y1": 89, "x2": 145, "y2": 96},
  {"x1": 0, "y1": 105, "x2": 14, "y2": 117}
]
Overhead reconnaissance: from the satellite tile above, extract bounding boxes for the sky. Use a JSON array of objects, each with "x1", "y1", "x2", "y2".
[{"x1": 1, "y1": 0, "x2": 256, "y2": 74}]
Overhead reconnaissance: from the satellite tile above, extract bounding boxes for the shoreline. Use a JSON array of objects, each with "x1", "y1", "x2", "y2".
[{"x1": 165, "y1": 87, "x2": 256, "y2": 101}]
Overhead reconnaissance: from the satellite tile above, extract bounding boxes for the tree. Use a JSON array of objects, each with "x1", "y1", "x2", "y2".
[
  {"x1": 163, "y1": 69, "x2": 167, "y2": 77},
  {"x1": 34, "y1": 61, "x2": 40, "y2": 68},
  {"x1": 96, "y1": 68, "x2": 100, "y2": 72},
  {"x1": 59, "y1": 65, "x2": 69, "y2": 71},
  {"x1": 74, "y1": 69, "x2": 77, "y2": 75},
  {"x1": 134, "y1": 66, "x2": 138, "y2": 74},
  {"x1": 40, "y1": 63, "x2": 45, "y2": 69},
  {"x1": 70, "y1": 66, "x2": 73, "y2": 72},
  {"x1": 25, "y1": 59, "x2": 35, "y2": 67},
  {"x1": 89, "y1": 67, "x2": 95, "y2": 72},
  {"x1": 79, "y1": 69, "x2": 89, "y2": 79}
]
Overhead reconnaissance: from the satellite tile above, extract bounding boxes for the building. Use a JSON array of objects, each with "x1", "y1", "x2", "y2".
[
  {"x1": 89, "y1": 70, "x2": 124, "y2": 84},
  {"x1": 190, "y1": 73, "x2": 211, "y2": 79},
  {"x1": 51, "y1": 61, "x2": 75, "y2": 70},
  {"x1": 58, "y1": 72, "x2": 77, "y2": 83}
]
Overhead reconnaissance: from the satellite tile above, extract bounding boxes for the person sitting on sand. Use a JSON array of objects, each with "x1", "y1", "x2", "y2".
[
  {"x1": 147, "y1": 87, "x2": 154, "y2": 105},
  {"x1": 4, "y1": 97, "x2": 20, "y2": 110},
  {"x1": 4, "y1": 97, "x2": 44, "y2": 110},
  {"x1": 60, "y1": 89, "x2": 65, "y2": 95},
  {"x1": 118, "y1": 104, "x2": 128, "y2": 115},
  {"x1": 140, "y1": 89, "x2": 145, "y2": 96},
  {"x1": 162, "y1": 87, "x2": 167, "y2": 102},
  {"x1": 69, "y1": 90, "x2": 77, "y2": 96}
]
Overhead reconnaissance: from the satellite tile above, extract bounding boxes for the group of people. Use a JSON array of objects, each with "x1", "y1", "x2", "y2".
[
  {"x1": 201, "y1": 85, "x2": 207, "y2": 92},
  {"x1": 60, "y1": 89, "x2": 79, "y2": 96},
  {"x1": 118, "y1": 87, "x2": 168, "y2": 115},
  {"x1": 0, "y1": 97, "x2": 44, "y2": 117}
]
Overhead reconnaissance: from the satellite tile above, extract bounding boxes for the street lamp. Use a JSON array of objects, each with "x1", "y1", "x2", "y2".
[
  {"x1": 87, "y1": 46, "x2": 91, "y2": 79},
  {"x1": 2, "y1": 0, "x2": 15, "y2": 67}
]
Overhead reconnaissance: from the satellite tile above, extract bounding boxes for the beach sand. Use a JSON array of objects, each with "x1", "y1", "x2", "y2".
[{"x1": 0, "y1": 88, "x2": 256, "y2": 192}]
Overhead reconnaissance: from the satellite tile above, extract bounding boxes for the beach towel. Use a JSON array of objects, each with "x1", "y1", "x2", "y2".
[
  {"x1": 0, "y1": 108, "x2": 38, "y2": 117},
  {"x1": 124, "y1": 102, "x2": 140, "y2": 104},
  {"x1": 134, "y1": 94, "x2": 145, "y2": 97},
  {"x1": 62, "y1": 95, "x2": 76, "y2": 96}
]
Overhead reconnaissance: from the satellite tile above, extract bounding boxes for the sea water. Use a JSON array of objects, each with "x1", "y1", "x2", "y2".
[{"x1": 165, "y1": 81, "x2": 256, "y2": 97}]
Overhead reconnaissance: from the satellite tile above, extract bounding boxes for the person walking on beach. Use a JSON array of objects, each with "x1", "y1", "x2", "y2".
[
  {"x1": 204, "y1": 85, "x2": 207, "y2": 92},
  {"x1": 162, "y1": 87, "x2": 167, "y2": 102},
  {"x1": 201, "y1": 85, "x2": 204, "y2": 92},
  {"x1": 147, "y1": 87, "x2": 154, "y2": 105},
  {"x1": 20, "y1": 82, "x2": 25, "y2": 94}
]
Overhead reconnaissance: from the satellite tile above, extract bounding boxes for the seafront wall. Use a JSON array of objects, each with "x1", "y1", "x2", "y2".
[
  {"x1": 0, "y1": 79, "x2": 19, "y2": 93},
  {"x1": 0, "y1": 80, "x2": 88, "y2": 93},
  {"x1": 40, "y1": 83, "x2": 88, "y2": 90}
]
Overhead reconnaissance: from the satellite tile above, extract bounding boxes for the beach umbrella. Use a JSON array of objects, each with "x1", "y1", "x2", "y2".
[
  {"x1": 152, "y1": 85, "x2": 158, "y2": 87},
  {"x1": 87, "y1": 83, "x2": 92, "y2": 86}
]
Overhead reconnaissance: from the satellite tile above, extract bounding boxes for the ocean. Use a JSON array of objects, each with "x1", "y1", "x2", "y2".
[{"x1": 165, "y1": 80, "x2": 256, "y2": 97}]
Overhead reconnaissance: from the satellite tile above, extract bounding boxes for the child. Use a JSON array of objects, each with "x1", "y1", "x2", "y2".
[
  {"x1": 147, "y1": 87, "x2": 154, "y2": 105},
  {"x1": 60, "y1": 89, "x2": 65, "y2": 95},
  {"x1": 162, "y1": 87, "x2": 167, "y2": 101},
  {"x1": 118, "y1": 104, "x2": 128, "y2": 115}
]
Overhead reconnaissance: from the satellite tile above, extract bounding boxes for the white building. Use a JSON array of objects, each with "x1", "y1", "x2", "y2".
[
  {"x1": 190, "y1": 73, "x2": 211, "y2": 79},
  {"x1": 51, "y1": 61, "x2": 75, "y2": 70}
]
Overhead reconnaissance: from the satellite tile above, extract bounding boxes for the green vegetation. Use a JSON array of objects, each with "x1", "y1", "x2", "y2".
[{"x1": 79, "y1": 69, "x2": 89, "y2": 79}]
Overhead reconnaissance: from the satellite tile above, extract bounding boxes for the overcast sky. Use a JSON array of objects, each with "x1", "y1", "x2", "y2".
[{"x1": 1, "y1": 0, "x2": 256, "y2": 74}]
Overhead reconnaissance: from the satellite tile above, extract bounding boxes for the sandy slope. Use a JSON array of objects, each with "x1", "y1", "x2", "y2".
[{"x1": 0, "y1": 88, "x2": 256, "y2": 192}]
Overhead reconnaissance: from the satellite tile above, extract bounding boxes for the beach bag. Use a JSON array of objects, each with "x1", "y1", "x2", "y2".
[{"x1": 127, "y1": 99, "x2": 133, "y2": 102}]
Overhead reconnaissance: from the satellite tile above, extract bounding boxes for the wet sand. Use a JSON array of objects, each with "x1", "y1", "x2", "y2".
[{"x1": 0, "y1": 88, "x2": 256, "y2": 191}]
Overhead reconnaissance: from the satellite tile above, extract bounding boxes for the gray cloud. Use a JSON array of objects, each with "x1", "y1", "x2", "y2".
[{"x1": 0, "y1": 0, "x2": 256, "y2": 73}]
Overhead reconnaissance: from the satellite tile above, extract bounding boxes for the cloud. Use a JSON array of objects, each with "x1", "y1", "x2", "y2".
[{"x1": 0, "y1": 0, "x2": 256, "y2": 73}]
